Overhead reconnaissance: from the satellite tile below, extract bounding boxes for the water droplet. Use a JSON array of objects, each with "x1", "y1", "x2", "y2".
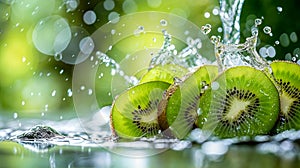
[
  {"x1": 65, "y1": 0, "x2": 79, "y2": 12},
  {"x1": 59, "y1": 69, "x2": 64, "y2": 74},
  {"x1": 51, "y1": 90, "x2": 57, "y2": 97},
  {"x1": 22, "y1": 56, "x2": 26, "y2": 62},
  {"x1": 210, "y1": 35, "x2": 220, "y2": 44},
  {"x1": 103, "y1": 0, "x2": 115, "y2": 11},
  {"x1": 122, "y1": 0, "x2": 137, "y2": 14},
  {"x1": 267, "y1": 46, "x2": 276, "y2": 58},
  {"x1": 21, "y1": 100, "x2": 25, "y2": 106},
  {"x1": 211, "y1": 81, "x2": 220, "y2": 90},
  {"x1": 83, "y1": 10, "x2": 96, "y2": 25},
  {"x1": 290, "y1": 32, "x2": 298, "y2": 43},
  {"x1": 277, "y1": 6, "x2": 283, "y2": 13},
  {"x1": 292, "y1": 57, "x2": 296, "y2": 62},
  {"x1": 254, "y1": 18, "x2": 262, "y2": 27},
  {"x1": 280, "y1": 33, "x2": 290, "y2": 47},
  {"x1": 212, "y1": 7, "x2": 219, "y2": 15},
  {"x1": 32, "y1": 15, "x2": 71, "y2": 56},
  {"x1": 160, "y1": 19, "x2": 167, "y2": 26},
  {"x1": 111, "y1": 29, "x2": 116, "y2": 35},
  {"x1": 54, "y1": 53, "x2": 62, "y2": 61},
  {"x1": 67, "y1": 88, "x2": 73, "y2": 97},
  {"x1": 204, "y1": 12, "x2": 210, "y2": 18},
  {"x1": 263, "y1": 26, "x2": 272, "y2": 35},
  {"x1": 13, "y1": 112, "x2": 18, "y2": 119},
  {"x1": 217, "y1": 27, "x2": 223, "y2": 33},
  {"x1": 275, "y1": 40, "x2": 280, "y2": 45},
  {"x1": 88, "y1": 89, "x2": 93, "y2": 95},
  {"x1": 108, "y1": 11, "x2": 120, "y2": 23},
  {"x1": 259, "y1": 47, "x2": 267, "y2": 58},
  {"x1": 285, "y1": 53, "x2": 292, "y2": 61},
  {"x1": 80, "y1": 85, "x2": 85, "y2": 90},
  {"x1": 79, "y1": 36, "x2": 94, "y2": 55},
  {"x1": 201, "y1": 24, "x2": 211, "y2": 35},
  {"x1": 147, "y1": 0, "x2": 161, "y2": 8}
]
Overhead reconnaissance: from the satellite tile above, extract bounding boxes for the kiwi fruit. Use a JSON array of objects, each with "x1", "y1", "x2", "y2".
[
  {"x1": 199, "y1": 66, "x2": 279, "y2": 138},
  {"x1": 139, "y1": 64, "x2": 188, "y2": 84},
  {"x1": 158, "y1": 65, "x2": 218, "y2": 139},
  {"x1": 110, "y1": 81, "x2": 170, "y2": 139},
  {"x1": 270, "y1": 61, "x2": 300, "y2": 133}
]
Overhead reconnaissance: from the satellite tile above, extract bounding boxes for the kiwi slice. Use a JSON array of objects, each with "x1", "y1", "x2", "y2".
[
  {"x1": 139, "y1": 64, "x2": 188, "y2": 84},
  {"x1": 158, "y1": 65, "x2": 218, "y2": 139},
  {"x1": 270, "y1": 61, "x2": 300, "y2": 133},
  {"x1": 199, "y1": 66, "x2": 279, "y2": 138},
  {"x1": 110, "y1": 81, "x2": 170, "y2": 139}
]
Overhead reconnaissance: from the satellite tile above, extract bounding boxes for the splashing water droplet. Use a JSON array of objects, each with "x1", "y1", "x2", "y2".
[
  {"x1": 13, "y1": 112, "x2": 18, "y2": 119},
  {"x1": 83, "y1": 10, "x2": 97, "y2": 25},
  {"x1": 160, "y1": 19, "x2": 167, "y2": 26},
  {"x1": 88, "y1": 89, "x2": 93, "y2": 95},
  {"x1": 32, "y1": 15, "x2": 71, "y2": 56},
  {"x1": 108, "y1": 11, "x2": 120, "y2": 23},
  {"x1": 103, "y1": 0, "x2": 115, "y2": 11},
  {"x1": 254, "y1": 18, "x2": 262, "y2": 27},
  {"x1": 201, "y1": 24, "x2": 212, "y2": 35},
  {"x1": 54, "y1": 53, "x2": 63, "y2": 61},
  {"x1": 65, "y1": 0, "x2": 79, "y2": 12},
  {"x1": 79, "y1": 36, "x2": 94, "y2": 55},
  {"x1": 277, "y1": 6, "x2": 283, "y2": 13},
  {"x1": 51, "y1": 90, "x2": 57, "y2": 97},
  {"x1": 263, "y1": 26, "x2": 272, "y2": 36},
  {"x1": 80, "y1": 85, "x2": 85, "y2": 91},
  {"x1": 67, "y1": 88, "x2": 73, "y2": 97},
  {"x1": 210, "y1": 36, "x2": 220, "y2": 44}
]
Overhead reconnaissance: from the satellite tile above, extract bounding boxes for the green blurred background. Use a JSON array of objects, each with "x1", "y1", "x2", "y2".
[{"x1": 0, "y1": 0, "x2": 299, "y2": 118}]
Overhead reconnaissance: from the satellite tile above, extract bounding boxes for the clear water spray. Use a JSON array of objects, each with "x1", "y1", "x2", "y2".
[
  {"x1": 150, "y1": 30, "x2": 212, "y2": 70},
  {"x1": 215, "y1": 0, "x2": 270, "y2": 72},
  {"x1": 219, "y1": 0, "x2": 245, "y2": 44}
]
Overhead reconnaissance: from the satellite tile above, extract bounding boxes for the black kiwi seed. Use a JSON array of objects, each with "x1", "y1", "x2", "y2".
[
  {"x1": 110, "y1": 81, "x2": 170, "y2": 139},
  {"x1": 199, "y1": 66, "x2": 279, "y2": 138},
  {"x1": 270, "y1": 61, "x2": 300, "y2": 133}
]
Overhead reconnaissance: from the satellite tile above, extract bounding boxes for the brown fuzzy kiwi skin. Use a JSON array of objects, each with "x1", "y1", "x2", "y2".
[
  {"x1": 157, "y1": 65, "x2": 218, "y2": 138},
  {"x1": 157, "y1": 84, "x2": 179, "y2": 138}
]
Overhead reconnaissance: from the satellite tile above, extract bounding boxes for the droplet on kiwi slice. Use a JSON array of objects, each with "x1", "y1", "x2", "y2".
[
  {"x1": 199, "y1": 66, "x2": 279, "y2": 138},
  {"x1": 110, "y1": 81, "x2": 170, "y2": 139},
  {"x1": 139, "y1": 64, "x2": 188, "y2": 84},
  {"x1": 270, "y1": 61, "x2": 300, "y2": 134},
  {"x1": 157, "y1": 65, "x2": 218, "y2": 139}
]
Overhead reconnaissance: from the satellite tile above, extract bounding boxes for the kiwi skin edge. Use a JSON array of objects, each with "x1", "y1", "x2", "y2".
[
  {"x1": 157, "y1": 65, "x2": 218, "y2": 139},
  {"x1": 199, "y1": 66, "x2": 280, "y2": 138},
  {"x1": 269, "y1": 60, "x2": 300, "y2": 134},
  {"x1": 110, "y1": 81, "x2": 170, "y2": 140}
]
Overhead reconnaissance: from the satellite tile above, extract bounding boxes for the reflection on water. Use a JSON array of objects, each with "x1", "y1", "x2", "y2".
[{"x1": 1, "y1": 109, "x2": 300, "y2": 168}]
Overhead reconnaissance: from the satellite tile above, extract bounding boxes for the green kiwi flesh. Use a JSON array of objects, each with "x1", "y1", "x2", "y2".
[
  {"x1": 110, "y1": 81, "x2": 169, "y2": 139},
  {"x1": 158, "y1": 65, "x2": 218, "y2": 139},
  {"x1": 270, "y1": 61, "x2": 300, "y2": 133},
  {"x1": 199, "y1": 66, "x2": 279, "y2": 138},
  {"x1": 139, "y1": 64, "x2": 188, "y2": 84}
]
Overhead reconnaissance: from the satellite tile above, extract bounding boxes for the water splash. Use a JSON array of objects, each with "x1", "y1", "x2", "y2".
[
  {"x1": 96, "y1": 51, "x2": 139, "y2": 86},
  {"x1": 215, "y1": 1, "x2": 270, "y2": 72},
  {"x1": 219, "y1": 0, "x2": 245, "y2": 44},
  {"x1": 213, "y1": 34, "x2": 270, "y2": 71},
  {"x1": 149, "y1": 30, "x2": 211, "y2": 70}
]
